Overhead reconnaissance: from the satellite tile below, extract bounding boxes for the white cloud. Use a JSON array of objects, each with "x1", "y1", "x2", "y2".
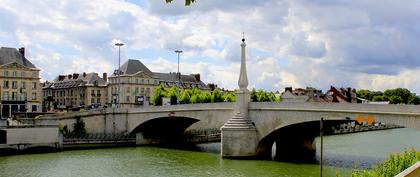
[{"x1": 1, "y1": 0, "x2": 420, "y2": 94}]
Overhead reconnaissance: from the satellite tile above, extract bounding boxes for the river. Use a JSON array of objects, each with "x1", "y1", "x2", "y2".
[{"x1": 0, "y1": 128, "x2": 419, "y2": 177}]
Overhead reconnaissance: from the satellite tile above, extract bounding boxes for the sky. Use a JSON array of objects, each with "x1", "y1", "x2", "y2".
[{"x1": 1, "y1": 0, "x2": 420, "y2": 93}]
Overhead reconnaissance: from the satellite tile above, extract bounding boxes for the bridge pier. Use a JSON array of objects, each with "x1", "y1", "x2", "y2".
[{"x1": 221, "y1": 37, "x2": 259, "y2": 158}]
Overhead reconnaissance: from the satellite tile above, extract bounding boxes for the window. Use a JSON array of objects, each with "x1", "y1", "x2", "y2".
[
  {"x1": 135, "y1": 87, "x2": 139, "y2": 94},
  {"x1": 97, "y1": 98, "x2": 100, "y2": 103},
  {"x1": 21, "y1": 81, "x2": 26, "y2": 89},
  {"x1": 32, "y1": 82, "x2": 37, "y2": 89},
  {"x1": 3, "y1": 81, "x2": 9, "y2": 88},
  {"x1": 12, "y1": 81, "x2": 17, "y2": 89},
  {"x1": 91, "y1": 98, "x2": 95, "y2": 104},
  {"x1": 146, "y1": 88, "x2": 150, "y2": 94},
  {"x1": 21, "y1": 72, "x2": 25, "y2": 77},
  {"x1": 32, "y1": 105, "x2": 37, "y2": 112},
  {"x1": 154, "y1": 80, "x2": 157, "y2": 85},
  {"x1": 32, "y1": 72, "x2": 37, "y2": 78},
  {"x1": 136, "y1": 79, "x2": 138, "y2": 83},
  {"x1": 97, "y1": 90, "x2": 101, "y2": 95},
  {"x1": 141, "y1": 88, "x2": 144, "y2": 94},
  {"x1": 3, "y1": 71, "x2": 8, "y2": 76},
  {"x1": 21, "y1": 92, "x2": 27, "y2": 100},
  {"x1": 126, "y1": 96, "x2": 130, "y2": 102},
  {"x1": 12, "y1": 71, "x2": 17, "y2": 77},
  {"x1": 32, "y1": 92, "x2": 37, "y2": 100},
  {"x1": 126, "y1": 87, "x2": 130, "y2": 93},
  {"x1": 12, "y1": 92, "x2": 17, "y2": 100},
  {"x1": 147, "y1": 79, "x2": 149, "y2": 84},
  {"x1": 141, "y1": 79, "x2": 144, "y2": 83},
  {"x1": 91, "y1": 90, "x2": 95, "y2": 96},
  {"x1": 2, "y1": 92, "x2": 9, "y2": 100}
]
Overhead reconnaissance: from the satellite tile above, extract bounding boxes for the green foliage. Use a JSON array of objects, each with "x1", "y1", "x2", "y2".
[
  {"x1": 222, "y1": 92, "x2": 236, "y2": 102},
  {"x1": 58, "y1": 123, "x2": 70, "y2": 137},
  {"x1": 200, "y1": 91, "x2": 212, "y2": 103},
  {"x1": 179, "y1": 89, "x2": 192, "y2": 104},
  {"x1": 372, "y1": 95, "x2": 387, "y2": 102},
  {"x1": 250, "y1": 89, "x2": 279, "y2": 102},
  {"x1": 73, "y1": 117, "x2": 86, "y2": 136},
  {"x1": 384, "y1": 88, "x2": 411, "y2": 104},
  {"x1": 351, "y1": 148, "x2": 420, "y2": 177},
  {"x1": 151, "y1": 84, "x2": 166, "y2": 106},
  {"x1": 250, "y1": 88, "x2": 258, "y2": 101},
  {"x1": 388, "y1": 95, "x2": 403, "y2": 104},
  {"x1": 211, "y1": 88, "x2": 223, "y2": 102},
  {"x1": 167, "y1": 85, "x2": 178, "y2": 105}
]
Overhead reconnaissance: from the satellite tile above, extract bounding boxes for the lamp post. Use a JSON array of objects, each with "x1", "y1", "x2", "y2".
[
  {"x1": 174, "y1": 50, "x2": 183, "y2": 81},
  {"x1": 115, "y1": 42, "x2": 124, "y2": 108}
]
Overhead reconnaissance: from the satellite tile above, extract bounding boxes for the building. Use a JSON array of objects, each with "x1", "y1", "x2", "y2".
[
  {"x1": 281, "y1": 87, "x2": 324, "y2": 103},
  {"x1": 108, "y1": 59, "x2": 211, "y2": 108},
  {"x1": 325, "y1": 86, "x2": 357, "y2": 103},
  {"x1": 280, "y1": 86, "x2": 357, "y2": 103},
  {"x1": 108, "y1": 59, "x2": 159, "y2": 108},
  {"x1": 43, "y1": 72, "x2": 108, "y2": 110},
  {"x1": 0, "y1": 47, "x2": 42, "y2": 118}
]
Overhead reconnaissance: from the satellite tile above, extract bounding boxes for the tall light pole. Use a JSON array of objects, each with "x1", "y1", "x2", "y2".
[
  {"x1": 174, "y1": 50, "x2": 183, "y2": 81},
  {"x1": 115, "y1": 42, "x2": 124, "y2": 108}
]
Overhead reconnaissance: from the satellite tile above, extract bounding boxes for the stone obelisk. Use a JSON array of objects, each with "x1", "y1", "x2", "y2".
[{"x1": 221, "y1": 36, "x2": 258, "y2": 158}]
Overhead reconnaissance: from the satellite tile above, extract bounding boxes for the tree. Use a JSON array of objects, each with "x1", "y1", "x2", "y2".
[
  {"x1": 179, "y1": 89, "x2": 192, "y2": 104},
  {"x1": 167, "y1": 85, "x2": 178, "y2": 105},
  {"x1": 250, "y1": 88, "x2": 258, "y2": 102},
  {"x1": 408, "y1": 94, "x2": 420, "y2": 105},
  {"x1": 257, "y1": 89, "x2": 268, "y2": 102},
  {"x1": 267, "y1": 92, "x2": 279, "y2": 102},
  {"x1": 388, "y1": 95, "x2": 403, "y2": 104},
  {"x1": 222, "y1": 92, "x2": 236, "y2": 102},
  {"x1": 372, "y1": 95, "x2": 387, "y2": 102},
  {"x1": 152, "y1": 84, "x2": 167, "y2": 106},
  {"x1": 165, "y1": 0, "x2": 196, "y2": 6},
  {"x1": 73, "y1": 117, "x2": 86, "y2": 136},
  {"x1": 211, "y1": 88, "x2": 223, "y2": 102},
  {"x1": 384, "y1": 88, "x2": 412, "y2": 104},
  {"x1": 200, "y1": 91, "x2": 212, "y2": 103}
]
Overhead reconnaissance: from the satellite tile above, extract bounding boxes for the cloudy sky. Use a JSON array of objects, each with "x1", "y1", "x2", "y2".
[{"x1": 1, "y1": 0, "x2": 420, "y2": 93}]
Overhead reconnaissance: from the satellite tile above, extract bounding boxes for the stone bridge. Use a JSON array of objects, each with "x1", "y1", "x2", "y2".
[
  {"x1": 32, "y1": 101, "x2": 420, "y2": 160},
  {"x1": 2, "y1": 37, "x2": 420, "y2": 160}
]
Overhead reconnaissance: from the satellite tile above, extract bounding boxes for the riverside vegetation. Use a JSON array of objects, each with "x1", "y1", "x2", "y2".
[{"x1": 343, "y1": 148, "x2": 420, "y2": 177}]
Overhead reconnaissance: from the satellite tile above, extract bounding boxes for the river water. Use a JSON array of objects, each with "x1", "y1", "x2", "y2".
[{"x1": 0, "y1": 128, "x2": 419, "y2": 177}]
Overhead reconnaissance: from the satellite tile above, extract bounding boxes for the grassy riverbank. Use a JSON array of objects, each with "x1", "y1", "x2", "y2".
[{"x1": 347, "y1": 148, "x2": 419, "y2": 177}]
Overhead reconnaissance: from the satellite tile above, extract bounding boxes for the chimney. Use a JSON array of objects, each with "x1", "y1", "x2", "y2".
[
  {"x1": 68, "y1": 74, "x2": 72, "y2": 79},
  {"x1": 73, "y1": 73, "x2": 79, "y2": 79},
  {"x1": 193, "y1": 74, "x2": 200, "y2": 82},
  {"x1": 83, "y1": 72, "x2": 86, "y2": 77},
  {"x1": 346, "y1": 87, "x2": 352, "y2": 103},
  {"x1": 18, "y1": 47, "x2": 25, "y2": 57},
  {"x1": 103, "y1": 73, "x2": 107, "y2": 82},
  {"x1": 58, "y1": 75, "x2": 65, "y2": 81}
]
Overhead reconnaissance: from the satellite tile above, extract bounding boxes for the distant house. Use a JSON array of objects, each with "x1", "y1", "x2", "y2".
[
  {"x1": 280, "y1": 86, "x2": 358, "y2": 103},
  {"x1": 0, "y1": 47, "x2": 42, "y2": 118},
  {"x1": 325, "y1": 86, "x2": 357, "y2": 103},
  {"x1": 280, "y1": 87, "x2": 324, "y2": 103}
]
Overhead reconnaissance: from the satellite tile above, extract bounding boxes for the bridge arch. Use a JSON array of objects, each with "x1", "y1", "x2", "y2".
[
  {"x1": 130, "y1": 116, "x2": 200, "y2": 145},
  {"x1": 256, "y1": 119, "x2": 350, "y2": 163}
]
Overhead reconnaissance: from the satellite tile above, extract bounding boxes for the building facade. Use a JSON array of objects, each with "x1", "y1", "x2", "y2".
[
  {"x1": 0, "y1": 47, "x2": 42, "y2": 118},
  {"x1": 108, "y1": 59, "x2": 211, "y2": 108},
  {"x1": 43, "y1": 72, "x2": 108, "y2": 111}
]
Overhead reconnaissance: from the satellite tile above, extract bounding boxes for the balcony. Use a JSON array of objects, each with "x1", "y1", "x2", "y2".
[{"x1": 1, "y1": 96, "x2": 27, "y2": 102}]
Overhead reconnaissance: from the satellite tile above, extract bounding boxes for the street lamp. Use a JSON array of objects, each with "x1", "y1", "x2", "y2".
[
  {"x1": 174, "y1": 50, "x2": 183, "y2": 81},
  {"x1": 115, "y1": 42, "x2": 124, "y2": 108}
]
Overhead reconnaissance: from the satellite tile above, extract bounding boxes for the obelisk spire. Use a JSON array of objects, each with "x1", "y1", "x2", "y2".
[{"x1": 238, "y1": 33, "x2": 248, "y2": 91}]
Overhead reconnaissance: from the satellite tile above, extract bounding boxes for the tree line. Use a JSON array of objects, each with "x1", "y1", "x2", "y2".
[
  {"x1": 356, "y1": 88, "x2": 420, "y2": 104},
  {"x1": 151, "y1": 85, "x2": 280, "y2": 106}
]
